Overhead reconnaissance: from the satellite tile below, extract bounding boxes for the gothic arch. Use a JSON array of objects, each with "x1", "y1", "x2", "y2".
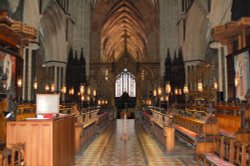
[
  {"x1": 182, "y1": 1, "x2": 209, "y2": 62},
  {"x1": 39, "y1": 1, "x2": 67, "y2": 62}
]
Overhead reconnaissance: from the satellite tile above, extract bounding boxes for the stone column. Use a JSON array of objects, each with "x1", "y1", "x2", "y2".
[
  {"x1": 24, "y1": 43, "x2": 39, "y2": 102},
  {"x1": 210, "y1": 42, "x2": 223, "y2": 101},
  {"x1": 223, "y1": 45, "x2": 228, "y2": 101},
  {"x1": 22, "y1": 48, "x2": 27, "y2": 101},
  {"x1": 54, "y1": 66, "x2": 57, "y2": 92}
]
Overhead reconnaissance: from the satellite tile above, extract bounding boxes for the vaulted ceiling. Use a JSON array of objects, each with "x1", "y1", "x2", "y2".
[{"x1": 101, "y1": 0, "x2": 147, "y2": 61}]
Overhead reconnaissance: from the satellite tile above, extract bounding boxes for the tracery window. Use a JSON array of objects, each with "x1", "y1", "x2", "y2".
[{"x1": 115, "y1": 69, "x2": 136, "y2": 97}]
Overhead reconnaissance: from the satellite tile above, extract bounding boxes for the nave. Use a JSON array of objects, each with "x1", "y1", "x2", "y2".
[{"x1": 75, "y1": 119, "x2": 196, "y2": 166}]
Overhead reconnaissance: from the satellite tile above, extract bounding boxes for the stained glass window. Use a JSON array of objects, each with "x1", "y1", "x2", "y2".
[{"x1": 115, "y1": 69, "x2": 136, "y2": 97}]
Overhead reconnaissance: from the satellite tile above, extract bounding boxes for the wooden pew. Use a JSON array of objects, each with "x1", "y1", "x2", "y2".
[
  {"x1": 97, "y1": 112, "x2": 109, "y2": 132},
  {"x1": 172, "y1": 110, "x2": 219, "y2": 154},
  {"x1": 143, "y1": 107, "x2": 175, "y2": 152},
  {"x1": 197, "y1": 135, "x2": 248, "y2": 166},
  {"x1": 142, "y1": 111, "x2": 153, "y2": 129},
  {"x1": 75, "y1": 109, "x2": 99, "y2": 154}
]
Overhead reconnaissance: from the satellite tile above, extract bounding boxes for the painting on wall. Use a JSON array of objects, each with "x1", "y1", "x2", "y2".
[
  {"x1": 234, "y1": 50, "x2": 250, "y2": 100},
  {"x1": 0, "y1": 51, "x2": 16, "y2": 93}
]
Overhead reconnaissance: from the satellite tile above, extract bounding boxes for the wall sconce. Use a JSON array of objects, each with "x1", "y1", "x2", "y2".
[
  {"x1": 198, "y1": 81, "x2": 203, "y2": 92},
  {"x1": 105, "y1": 100, "x2": 108, "y2": 105}
]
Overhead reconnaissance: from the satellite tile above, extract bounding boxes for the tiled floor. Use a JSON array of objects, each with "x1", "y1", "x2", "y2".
[{"x1": 75, "y1": 119, "x2": 197, "y2": 166}]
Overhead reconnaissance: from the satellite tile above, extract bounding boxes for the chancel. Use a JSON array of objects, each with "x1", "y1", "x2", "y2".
[{"x1": 1, "y1": 0, "x2": 250, "y2": 165}]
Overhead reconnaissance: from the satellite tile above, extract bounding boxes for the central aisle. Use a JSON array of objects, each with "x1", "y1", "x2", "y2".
[{"x1": 75, "y1": 119, "x2": 196, "y2": 166}]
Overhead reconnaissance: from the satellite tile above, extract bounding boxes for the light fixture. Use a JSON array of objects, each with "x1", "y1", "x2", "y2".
[
  {"x1": 69, "y1": 88, "x2": 74, "y2": 95},
  {"x1": 93, "y1": 89, "x2": 96, "y2": 96},
  {"x1": 160, "y1": 96, "x2": 164, "y2": 101},
  {"x1": 51, "y1": 84, "x2": 55, "y2": 92},
  {"x1": 165, "y1": 82, "x2": 171, "y2": 94},
  {"x1": 198, "y1": 81, "x2": 203, "y2": 92},
  {"x1": 17, "y1": 79, "x2": 22, "y2": 87},
  {"x1": 153, "y1": 89, "x2": 157, "y2": 97},
  {"x1": 105, "y1": 100, "x2": 108, "y2": 105},
  {"x1": 213, "y1": 81, "x2": 218, "y2": 90},
  {"x1": 87, "y1": 87, "x2": 91, "y2": 95},
  {"x1": 33, "y1": 82, "x2": 38, "y2": 90},
  {"x1": 98, "y1": 99, "x2": 101, "y2": 105},
  {"x1": 81, "y1": 95, "x2": 85, "y2": 101},
  {"x1": 165, "y1": 95, "x2": 169, "y2": 101},
  {"x1": 158, "y1": 87, "x2": 162, "y2": 96},
  {"x1": 101, "y1": 99, "x2": 105, "y2": 105},
  {"x1": 178, "y1": 89, "x2": 182, "y2": 95},
  {"x1": 80, "y1": 84, "x2": 85, "y2": 94},
  {"x1": 45, "y1": 84, "x2": 50, "y2": 92},
  {"x1": 183, "y1": 84, "x2": 189, "y2": 94},
  {"x1": 174, "y1": 88, "x2": 178, "y2": 95},
  {"x1": 235, "y1": 77, "x2": 239, "y2": 87},
  {"x1": 61, "y1": 86, "x2": 67, "y2": 94}
]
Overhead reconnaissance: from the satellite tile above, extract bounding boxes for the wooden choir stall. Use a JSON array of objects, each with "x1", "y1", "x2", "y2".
[{"x1": 6, "y1": 115, "x2": 75, "y2": 166}]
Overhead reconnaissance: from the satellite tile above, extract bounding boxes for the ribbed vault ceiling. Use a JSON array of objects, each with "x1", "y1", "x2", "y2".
[{"x1": 101, "y1": 0, "x2": 147, "y2": 61}]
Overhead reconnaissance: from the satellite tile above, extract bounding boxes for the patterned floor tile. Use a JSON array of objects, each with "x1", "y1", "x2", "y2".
[{"x1": 75, "y1": 119, "x2": 197, "y2": 166}]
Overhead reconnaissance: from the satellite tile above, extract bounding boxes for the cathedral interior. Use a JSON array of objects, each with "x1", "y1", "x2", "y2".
[{"x1": 0, "y1": 0, "x2": 250, "y2": 165}]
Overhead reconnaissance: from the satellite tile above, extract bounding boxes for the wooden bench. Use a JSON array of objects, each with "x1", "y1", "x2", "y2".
[
  {"x1": 173, "y1": 113, "x2": 219, "y2": 154},
  {"x1": 142, "y1": 112, "x2": 153, "y2": 129},
  {"x1": 197, "y1": 135, "x2": 248, "y2": 166},
  {"x1": 214, "y1": 105, "x2": 242, "y2": 139},
  {"x1": 75, "y1": 109, "x2": 99, "y2": 154},
  {"x1": 0, "y1": 143, "x2": 25, "y2": 166}
]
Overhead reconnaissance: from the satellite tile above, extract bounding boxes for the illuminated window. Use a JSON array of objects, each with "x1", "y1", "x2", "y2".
[{"x1": 115, "y1": 69, "x2": 136, "y2": 97}]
